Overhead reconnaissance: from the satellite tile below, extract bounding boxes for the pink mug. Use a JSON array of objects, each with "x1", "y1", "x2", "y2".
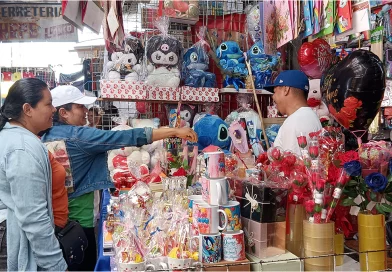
[{"x1": 204, "y1": 151, "x2": 225, "y2": 179}]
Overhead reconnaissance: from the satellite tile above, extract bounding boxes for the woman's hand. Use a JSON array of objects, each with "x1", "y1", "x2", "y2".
[{"x1": 175, "y1": 127, "x2": 198, "y2": 142}]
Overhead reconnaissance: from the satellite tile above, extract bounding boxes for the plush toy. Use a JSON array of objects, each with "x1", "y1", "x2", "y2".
[
  {"x1": 216, "y1": 41, "x2": 248, "y2": 90},
  {"x1": 307, "y1": 79, "x2": 330, "y2": 123},
  {"x1": 181, "y1": 27, "x2": 216, "y2": 88},
  {"x1": 107, "y1": 37, "x2": 144, "y2": 81},
  {"x1": 193, "y1": 114, "x2": 231, "y2": 151},
  {"x1": 146, "y1": 17, "x2": 183, "y2": 88},
  {"x1": 166, "y1": 104, "x2": 196, "y2": 128},
  {"x1": 247, "y1": 41, "x2": 281, "y2": 88}
]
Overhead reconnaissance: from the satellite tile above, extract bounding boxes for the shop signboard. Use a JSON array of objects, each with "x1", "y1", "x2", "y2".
[{"x1": 0, "y1": 2, "x2": 78, "y2": 42}]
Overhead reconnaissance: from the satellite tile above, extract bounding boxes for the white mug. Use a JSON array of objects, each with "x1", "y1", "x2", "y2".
[
  {"x1": 146, "y1": 256, "x2": 168, "y2": 271},
  {"x1": 201, "y1": 176, "x2": 230, "y2": 205},
  {"x1": 194, "y1": 203, "x2": 228, "y2": 234},
  {"x1": 118, "y1": 261, "x2": 154, "y2": 271},
  {"x1": 167, "y1": 257, "x2": 197, "y2": 270}
]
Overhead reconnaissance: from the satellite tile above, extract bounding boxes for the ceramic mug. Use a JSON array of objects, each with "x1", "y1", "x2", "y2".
[
  {"x1": 222, "y1": 230, "x2": 246, "y2": 261},
  {"x1": 191, "y1": 233, "x2": 222, "y2": 263},
  {"x1": 118, "y1": 261, "x2": 154, "y2": 271},
  {"x1": 204, "y1": 151, "x2": 225, "y2": 179},
  {"x1": 188, "y1": 195, "x2": 203, "y2": 223},
  {"x1": 220, "y1": 201, "x2": 242, "y2": 232},
  {"x1": 201, "y1": 176, "x2": 229, "y2": 205},
  {"x1": 195, "y1": 203, "x2": 228, "y2": 234},
  {"x1": 146, "y1": 256, "x2": 168, "y2": 271},
  {"x1": 167, "y1": 257, "x2": 194, "y2": 270}
]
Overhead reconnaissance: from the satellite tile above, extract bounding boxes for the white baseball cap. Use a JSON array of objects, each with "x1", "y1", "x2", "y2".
[{"x1": 51, "y1": 85, "x2": 97, "y2": 108}]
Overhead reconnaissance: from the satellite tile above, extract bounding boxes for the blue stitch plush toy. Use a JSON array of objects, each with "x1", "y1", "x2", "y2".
[
  {"x1": 182, "y1": 27, "x2": 216, "y2": 88},
  {"x1": 193, "y1": 114, "x2": 231, "y2": 151},
  {"x1": 216, "y1": 41, "x2": 248, "y2": 90},
  {"x1": 182, "y1": 47, "x2": 217, "y2": 87},
  {"x1": 247, "y1": 41, "x2": 280, "y2": 89}
]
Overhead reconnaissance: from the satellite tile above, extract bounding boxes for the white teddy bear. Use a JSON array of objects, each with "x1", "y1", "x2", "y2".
[
  {"x1": 146, "y1": 65, "x2": 181, "y2": 88},
  {"x1": 307, "y1": 79, "x2": 330, "y2": 122},
  {"x1": 107, "y1": 52, "x2": 141, "y2": 81}
]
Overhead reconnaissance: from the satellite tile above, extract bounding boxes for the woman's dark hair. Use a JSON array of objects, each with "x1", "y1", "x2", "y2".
[
  {"x1": 0, "y1": 78, "x2": 48, "y2": 131},
  {"x1": 53, "y1": 103, "x2": 73, "y2": 123}
]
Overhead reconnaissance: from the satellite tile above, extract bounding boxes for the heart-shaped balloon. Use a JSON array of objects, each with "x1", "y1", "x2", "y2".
[
  {"x1": 298, "y1": 38, "x2": 333, "y2": 79},
  {"x1": 321, "y1": 50, "x2": 385, "y2": 131}
]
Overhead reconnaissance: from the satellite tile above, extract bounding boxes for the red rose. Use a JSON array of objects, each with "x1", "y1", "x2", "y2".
[
  {"x1": 173, "y1": 167, "x2": 187, "y2": 176},
  {"x1": 297, "y1": 136, "x2": 307, "y2": 148},
  {"x1": 328, "y1": 104, "x2": 337, "y2": 116},
  {"x1": 256, "y1": 153, "x2": 269, "y2": 165},
  {"x1": 307, "y1": 98, "x2": 321, "y2": 107},
  {"x1": 305, "y1": 199, "x2": 315, "y2": 213},
  {"x1": 309, "y1": 130, "x2": 322, "y2": 139},
  {"x1": 344, "y1": 96, "x2": 362, "y2": 110},
  {"x1": 309, "y1": 145, "x2": 319, "y2": 159},
  {"x1": 327, "y1": 164, "x2": 340, "y2": 184},
  {"x1": 338, "y1": 150, "x2": 359, "y2": 165},
  {"x1": 270, "y1": 147, "x2": 282, "y2": 161},
  {"x1": 335, "y1": 112, "x2": 351, "y2": 128}
]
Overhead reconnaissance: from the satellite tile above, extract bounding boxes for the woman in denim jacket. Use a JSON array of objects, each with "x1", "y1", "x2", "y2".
[
  {"x1": 0, "y1": 79, "x2": 67, "y2": 271},
  {"x1": 41, "y1": 85, "x2": 197, "y2": 271}
]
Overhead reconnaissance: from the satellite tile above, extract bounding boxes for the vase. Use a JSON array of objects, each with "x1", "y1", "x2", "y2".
[
  {"x1": 303, "y1": 220, "x2": 335, "y2": 271},
  {"x1": 334, "y1": 233, "x2": 344, "y2": 266},
  {"x1": 358, "y1": 212, "x2": 387, "y2": 271},
  {"x1": 286, "y1": 204, "x2": 306, "y2": 257}
]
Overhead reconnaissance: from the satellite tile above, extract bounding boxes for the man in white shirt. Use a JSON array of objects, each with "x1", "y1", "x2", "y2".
[{"x1": 269, "y1": 70, "x2": 322, "y2": 155}]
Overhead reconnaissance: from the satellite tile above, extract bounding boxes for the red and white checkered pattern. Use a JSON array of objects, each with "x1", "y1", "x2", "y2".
[
  {"x1": 100, "y1": 80, "x2": 147, "y2": 100},
  {"x1": 181, "y1": 86, "x2": 220, "y2": 102}
]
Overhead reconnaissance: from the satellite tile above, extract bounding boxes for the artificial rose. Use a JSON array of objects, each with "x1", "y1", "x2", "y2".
[
  {"x1": 309, "y1": 145, "x2": 319, "y2": 159},
  {"x1": 339, "y1": 151, "x2": 359, "y2": 165},
  {"x1": 256, "y1": 153, "x2": 269, "y2": 165},
  {"x1": 343, "y1": 160, "x2": 362, "y2": 177},
  {"x1": 297, "y1": 135, "x2": 307, "y2": 148},
  {"x1": 304, "y1": 199, "x2": 315, "y2": 213},
  {"x1": 327, "y1": 164, "x2": 340, "y2": 184},
  {"x1": 284, "y1": 153, "x2": 297, "y2": 166},
  {"x1": 270, "y1": 147, "x2": 282, "y2": 161},
  {"x1": 365, "y1": 172, "x2": 388, "y2": 192},
  {"x1": 173, "y1": 167, "x2": 187, "y2": 176},
  {"x1": 335, "y1": 112, "x2": 351, "y2": 128},
  {"x1": 309, "y1": 130, "x2": 322, "y2": 139},
  {"x1": 307, "y1": 98, "x2": 321, "y2": 107}
]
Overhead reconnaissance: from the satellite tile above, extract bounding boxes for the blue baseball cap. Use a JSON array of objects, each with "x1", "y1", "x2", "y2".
[{"x1": 268, "y1": 70, "x2": 309, "y2": 93}]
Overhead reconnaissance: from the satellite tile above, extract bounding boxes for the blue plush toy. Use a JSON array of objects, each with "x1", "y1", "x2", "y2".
[
  {"x1": 193, "y1": 114, "x2": 231, "y2": 151},
  {"x1": 247, "y1": 41, "x2": 280, "y2": 89},
  {"x1": 216, "y1": 41, "x2": 248, "y2": 90},
  {"x1": 182, "y1": 46, "x2": 217, "y2": 87}
]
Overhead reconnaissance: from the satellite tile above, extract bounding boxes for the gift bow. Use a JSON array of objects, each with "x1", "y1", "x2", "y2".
[{"x1": 244, "y1": 187, "x2": 259, "y2": 213}]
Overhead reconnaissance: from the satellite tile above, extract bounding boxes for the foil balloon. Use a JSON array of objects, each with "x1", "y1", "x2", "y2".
[
  {"x1": 321, "y1": 50, "x2": 385, "y2": 131},
  {"x1": 298, "y1": 38, "x2": 333, "y2": 79}
]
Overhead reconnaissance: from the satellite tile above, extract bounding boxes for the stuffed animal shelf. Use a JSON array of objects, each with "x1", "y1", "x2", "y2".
[
  {"x1": 106, "y1": 37, "x2": 144, "y2": 81},
  {"x1": 308, "y1": 79, "x2": 330, "y2": 125},
  {"x1": 216, "y1": 41, "x2": 248, "y2": 90},
  {"x1": 146, "y1": 17, "x2": 183, "y2": 88},
  {"x1": 182, "y1": 27, "x2": 216, "y2": 88}
]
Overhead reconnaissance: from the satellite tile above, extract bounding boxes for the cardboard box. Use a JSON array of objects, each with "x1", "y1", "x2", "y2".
[
  {"x1": 100, "y1": 80, "x2": 147, "y2": 100},
  {"x1": 202, "y1": 259, "x2": 250, "y2": 271},
  {"x1": 246, "y1": 252, "x2": 303, "y2": 271},
  {"x1": 242, "y1": 217, "x2": 286, "y2": 259}
]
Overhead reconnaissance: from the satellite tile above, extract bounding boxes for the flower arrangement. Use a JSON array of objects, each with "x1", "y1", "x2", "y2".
[
  {"x1": 341, "y1": 151, "x2": 392, "y2": 215},
  {"x1": 167, "y1": 145, "x2": 197, "y2": 186}
]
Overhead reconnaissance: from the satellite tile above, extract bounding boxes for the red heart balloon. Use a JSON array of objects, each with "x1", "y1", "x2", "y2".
[{"x1": 298, "y1": 38, "x2": 333, "y2": 79}]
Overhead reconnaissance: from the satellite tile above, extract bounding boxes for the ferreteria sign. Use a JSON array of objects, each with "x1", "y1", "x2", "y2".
[{"x1": 0, "y1": 2, "x2": 78, "y2": 42}]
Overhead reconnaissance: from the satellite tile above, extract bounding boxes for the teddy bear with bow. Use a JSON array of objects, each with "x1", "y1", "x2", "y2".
[{"x1": 307, "y1": 79, "x2": 330, "y2": 124}]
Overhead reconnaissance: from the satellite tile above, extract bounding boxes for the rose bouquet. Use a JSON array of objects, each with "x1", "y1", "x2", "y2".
[
  {"x1": 341, "y1": 153, "x2": 392, "y2": 215},
  {"x1": 167, "y1": 145, "x2": 198, "y2": 186}
]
